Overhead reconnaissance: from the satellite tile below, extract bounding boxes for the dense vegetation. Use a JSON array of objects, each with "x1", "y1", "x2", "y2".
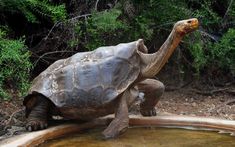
[
  {"x1": 0, "y1": 0, "x2": 234, "y2": 99},
  {"x1": 0, "y1": 0, "x2": 67, "y2": 99}
]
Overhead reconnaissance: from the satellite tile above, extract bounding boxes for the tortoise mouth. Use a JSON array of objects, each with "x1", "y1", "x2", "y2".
[
  {"x1": 184, "y1": 18, "x2": 199, "y2": 33},
  {"x1": 189, "y1": 18, "x2": 199, "y2": 30},
  {"x1": 174, "y1": 18, "x2": 199, "y2": 36}
]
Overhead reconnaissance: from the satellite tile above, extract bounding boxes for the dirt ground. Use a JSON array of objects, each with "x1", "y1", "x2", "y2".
[
  {"x1": 157, "y1": 88, "x2": 235, "y2": 119},
  {"x1": 0, "y1": 86, "x2": 235, "y2": 141}
]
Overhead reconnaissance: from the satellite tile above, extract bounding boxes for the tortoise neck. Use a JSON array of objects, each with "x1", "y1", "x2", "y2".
[{"x1": 140, "y1": 29, "x2": 183, "y2": 77}]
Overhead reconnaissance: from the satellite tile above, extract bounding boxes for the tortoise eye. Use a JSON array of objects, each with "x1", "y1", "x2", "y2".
[{"x1": 187, "y1": 20, "x2": 192, "y2": 24}]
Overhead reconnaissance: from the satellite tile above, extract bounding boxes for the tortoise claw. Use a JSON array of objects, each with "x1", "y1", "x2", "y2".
[
  {"x1": 140, "y1": 107, "x2": 157, "y2": 116},
  {"x1": 26, "y1": 120, "x2": 48, "y2": 131}
]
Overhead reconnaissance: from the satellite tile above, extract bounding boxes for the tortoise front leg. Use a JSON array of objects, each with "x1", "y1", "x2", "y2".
[
  {"x1": 137, "y1": 79, "x2": 165, "y2": 116},
  {"x1": 102, "y1": 91, "x2": 129, "y2": 139},
  {"x1": 25, "y1": 95, "x2": 50, "y2": 131}
]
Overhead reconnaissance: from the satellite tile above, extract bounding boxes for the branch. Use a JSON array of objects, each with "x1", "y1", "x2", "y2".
[
  {"x1": 165, "y1": 80, "x2": 193, "y2": 91},
  {"x1": 95, "y1": 0, "x2": 100, "y2": 11},
  {"x1": 223, "y1": 0, "x2": 234, "y2": 20},
  {"x1": 4, "y1": 108, "x2": 24, "y2": 127},
  {"x1": 33, "y1": 51, "x2": 77, "y2": 66},
  {"x1": 224, "y1": 99, "x2": 235, "y2": 105},
  {"x1": 45, "y1": 21, "x2": 60, "y2": 40},
  {"x1": 190, "y1": 88, "x2": 230, "y2": 96},
  {"x1": 227, "y1": 89, "x2": 235, "y2": 95},
  {"x1": 44, "y1": 13, "x2": 91, "y2": 39},
  {"x1": 69, "y1": 14, "x2": 91, "y2": 23},
  {"x1": 198, "y1": 30, "x2": 220, "y2": 42}
]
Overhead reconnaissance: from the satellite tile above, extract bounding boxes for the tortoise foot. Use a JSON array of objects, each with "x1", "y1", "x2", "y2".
[
  {"x1": 102, "y1": 119, "x2": 129, "y2": 139},
  {"x1": 140, "y1": 107, "x2": 157, "y2": 116},
  {"x1": 26, "y1": 120, "x2": 48, "y2": 131}
]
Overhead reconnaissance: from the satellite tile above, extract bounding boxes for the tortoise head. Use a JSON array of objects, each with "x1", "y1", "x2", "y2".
[
  {"x1": 139, "y1": 18, "x2": 199, "y2": 78},
  {"x1": 174, "y1": 18, "x2": 199, "y2": 36}
]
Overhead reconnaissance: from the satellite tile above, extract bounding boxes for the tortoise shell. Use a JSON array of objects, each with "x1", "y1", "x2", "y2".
[{"x1": 24, "y1": 40, "x2": 147, "y2": 109}]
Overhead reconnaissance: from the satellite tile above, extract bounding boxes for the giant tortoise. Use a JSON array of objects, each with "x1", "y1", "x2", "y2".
[{"x1": 24, "y1": 18, "x2": 199, "y2": 138}]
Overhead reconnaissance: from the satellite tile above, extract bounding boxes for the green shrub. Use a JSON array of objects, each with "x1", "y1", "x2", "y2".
[
  {"x1": 85, "y1": 9, "x2": 128, "y2": 50},
  {"x1": 192, "y1": 0, "x2": 221, "y2": 30},
  {"x1": 188, "y1": 0, "x2": 234, "y2": 75},
  {"x1": 0, "y1": 0, "x2": 67, "y2": 23},
  {"x1": 209, "y1": 29, "x2": 235, "y2": 73},
  {"x1": 0, "y1": 28, "x2": 32, "y2": 100},
  {"x1": 190, "y1": 43, "x2": 207, "y2": 74}
]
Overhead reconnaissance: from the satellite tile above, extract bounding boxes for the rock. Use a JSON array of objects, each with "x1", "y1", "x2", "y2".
[
  {"x1": 229, "y1": 114, "x2": 235, "y2": 120},
  {"x1": 207, "y1": 96, "x2": 212, "y2": 99},
  {"x1": 180, "y1": 112, "x2": 187, "y2": 115},
  {"x1": 220, "y1": 99, "x2": 225, "y2": 102},
  {"x1": 7, "y1": 126, "x2": 26, "y2": 136},
  {"x1": 192, "y1": 102, "x2": 197, "y2": 107},
  {"x1": 0, "y1": 125, "x2": 6, "y2": 136},
  {"x1": 184, "y1": 102, "x2": 190, "y2": 106}
]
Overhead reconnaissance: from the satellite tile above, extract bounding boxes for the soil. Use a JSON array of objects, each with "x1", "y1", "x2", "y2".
[{"x1": 0, "y1": 85, "x2": 235, "y2": 141}]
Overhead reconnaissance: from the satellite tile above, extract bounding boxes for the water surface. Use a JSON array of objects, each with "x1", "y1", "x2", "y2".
[{"x1": 41, "y1": 127, "x2": 235, "y2": 147}]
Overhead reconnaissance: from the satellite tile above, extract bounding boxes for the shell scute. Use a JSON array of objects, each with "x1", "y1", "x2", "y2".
[
  {"x1": 98, "y1": 57, "x2": 131, "y2": 87},
  {"x1": 54, "y1": 64, "x2": 75, "y2": 91},
  {"x1": 75, "y1": 62, "x2": 101, "y2": 90},
  {"x1": 102, "y1": 87, "x2": 119, "y2": 104},
  {"x1": 111, "y1": 59, "x2": 132, "y2": 87},
  {"x1": 94, "y1": 46, "x2": 114, "y2": 58},
  {"x1": 60, "y1": 86, "x2": 104, "y2": 108},
  {"x1": 114, "y1": 42, "x2": 137, "y2": 59}
]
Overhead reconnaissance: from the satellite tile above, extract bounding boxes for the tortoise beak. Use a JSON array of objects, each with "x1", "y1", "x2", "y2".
[{"x1": 189, "y1": 18, "x2": 199, "y2": 30}]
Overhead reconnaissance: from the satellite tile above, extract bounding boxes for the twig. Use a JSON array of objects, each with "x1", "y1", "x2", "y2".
[
  {"x1": 31, "y1": 52, "x2": 50, "y2": 64},
  {"x1": 223, "y1": 0, "x2": 234, "y2": 20},
  {"x1": 165, "y1": 80, "x2": 193, "y2": 91},
  {"x1": 69, "y1": 14, "x2": 91, "y2": 23},
  {"x1": 95, "y1": 0, "x2": 100, "y2": 11},
  {"x1": 190, "y1": 88, "x2": 230, "y2": 96},
  {"x1": 227, "y1": 89, "x2": 235, "y2": 95},
  {"x1": 215, "y1": 98, "x2": 235, "y2": 114},
  {"x1": 47, "y1": 14, "x2": 91, "y2": 38},
  {"x1": 222, "y1": 21, "x2": 235, "y2": 29},
  {"x1": 33, "y1": 51, "x2": 77, "y2": 66},
  {"x1": 198, "y1": 30, "x2": 219, "y2": 42},
  {"x1": 4, "y1": 108, "x2": 24, "y2": 126},
  {"x1": 32, "y1": 13, "x2": 91, "y2": 51},
  {"x1": 224, "y1": 99, "x2": 235, "y2": 105},
  {"x1": 45, "y1": 21, "x2": 60, "y2": 40}
]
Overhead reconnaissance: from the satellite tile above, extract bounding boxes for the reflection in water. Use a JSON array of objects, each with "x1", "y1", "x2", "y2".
[{"x1": 41, "y1": 127, "x2": 235, "y2": 147}]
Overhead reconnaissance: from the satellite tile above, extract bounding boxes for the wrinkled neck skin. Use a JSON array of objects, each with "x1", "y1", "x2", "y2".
[{"x1": 139, "y1": 29, "x2": 183, "y2": 78}]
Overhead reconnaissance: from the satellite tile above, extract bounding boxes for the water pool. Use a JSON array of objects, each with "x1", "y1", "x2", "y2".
[{"x1": 41, "y1": 127, "x2": 235, "y2": 147}]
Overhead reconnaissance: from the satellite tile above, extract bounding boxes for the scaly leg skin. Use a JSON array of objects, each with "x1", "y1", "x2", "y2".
[
  {"x1": 25, "y1": 95, "x2": 50, "y2": 131},
  {"x1": 102, "y1": 91, "x2": 129, "y2": 139},
  {"x1": 137, "y1": 79, "x2": 165, "y2": 116}
]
